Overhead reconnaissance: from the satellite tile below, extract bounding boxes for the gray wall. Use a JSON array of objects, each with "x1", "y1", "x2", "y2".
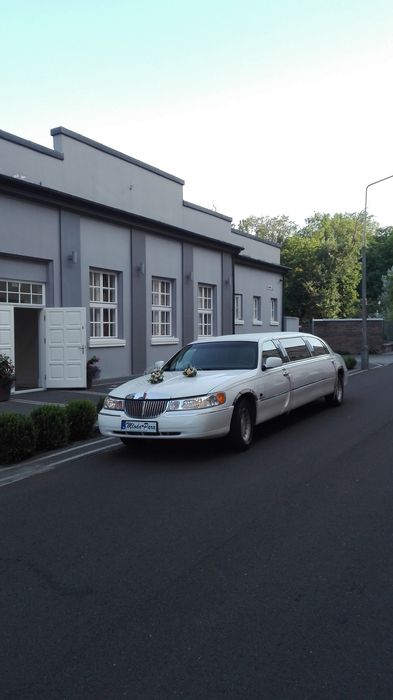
[
  {"x1": 0, "y1": 194, "x2": 61, "y2": 304},
  {"x1": 193, "y1": 248, "x2": 223, "y2": 337},
  {"x1": 80, "y1": 216, "x2": 132, "y2": 378},
  {"x1": 234, "y1": 264, "x2": 283, "y2": 332},
  {"x1": 145, "y1": 234, "x2": 183, "y2": 368}
]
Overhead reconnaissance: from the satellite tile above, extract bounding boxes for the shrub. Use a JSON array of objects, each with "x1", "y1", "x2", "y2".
[
  {"x1": 96, "y1": 395, "x2": 106, "y2": 414},
  {"x1": 0, "y1": 413, "x2": 36, "y2": 464},
  {"x1": 343, "y1": 354, "x2": 357, "y2": 370},
  {"x1": 31, "y1": 404, "x2": 69, "y2": 451},
  {"x1": 65, "y1": 400, "x2": 97, "y2": 441}
]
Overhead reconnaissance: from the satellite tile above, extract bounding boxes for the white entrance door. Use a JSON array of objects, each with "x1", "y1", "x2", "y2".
[
  {"x1": 45, "y1": 308, "x2": 87, "y2": 388},
  {"x1": 0, "y1": 305, "x2": 14, "y2": 362}
]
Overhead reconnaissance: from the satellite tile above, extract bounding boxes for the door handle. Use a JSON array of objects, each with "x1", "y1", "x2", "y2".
[{"x1": 80, "y1": 344, "x2": 85, "y2": 354}]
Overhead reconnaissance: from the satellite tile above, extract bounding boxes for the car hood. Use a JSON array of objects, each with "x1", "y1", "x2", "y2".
[{"x1": 109, "y1": 370, "x2": 252, "y2": 399}]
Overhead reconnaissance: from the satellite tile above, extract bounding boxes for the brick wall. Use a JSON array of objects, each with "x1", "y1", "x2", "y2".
[{"x1": 300, "y1": 319, "x2": 384, "y2": 354}]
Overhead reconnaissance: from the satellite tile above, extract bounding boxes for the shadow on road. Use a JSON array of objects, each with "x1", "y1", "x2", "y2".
[{"x1": 110, "y1": 398, "x2": 336, "y2": 470}]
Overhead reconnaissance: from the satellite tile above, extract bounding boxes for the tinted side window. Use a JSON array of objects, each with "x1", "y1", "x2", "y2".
[
  {"x1": 308, "y1": 337, "x2": 330, "y2": 356},
  {"x1": 261, "y1": 340, "x2": 283, "y2": 366},
  {"x1": 280, "y1": 337, "x2": 311, "y2": 362}
]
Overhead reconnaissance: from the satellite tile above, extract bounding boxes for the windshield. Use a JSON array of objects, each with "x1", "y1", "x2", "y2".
[{"x1": 163, "y1": 341, "x2": 258, "y2": 371}]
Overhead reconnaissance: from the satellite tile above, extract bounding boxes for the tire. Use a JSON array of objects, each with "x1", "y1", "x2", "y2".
[
  {"x1": 230, "y1": 398, "x2": 254, "y2": 451},
  {"x1": 325, "y1": 373, "x2": 344, "y2": 406}
]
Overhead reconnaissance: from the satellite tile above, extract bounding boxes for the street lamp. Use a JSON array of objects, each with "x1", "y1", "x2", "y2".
[{"x1": 361, "y1": 174, "x2": 393, "y2": 370}]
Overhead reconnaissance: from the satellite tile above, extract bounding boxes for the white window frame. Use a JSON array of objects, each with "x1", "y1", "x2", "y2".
[
  {"x1": 252, "y1": 296, "x2": 262, "y2": 325},
  {"x1": 151, "y1": 278, "x2": 178, "y2": 344},
  {"x1": 0, "y1": 279, "x2": 45, "y2": 306},
  {"x1": 270, "y1": 297, "x2": 279, "y2": 325},
  {"x1": 198, "y1": 284, "x2": 214, "y2": 337},
  {"x1": 89, "y1": 269, "x2": 119, "y2": 342},
  {"x1": 234, "y1": 293, "x2": 244, "y2": 325}
]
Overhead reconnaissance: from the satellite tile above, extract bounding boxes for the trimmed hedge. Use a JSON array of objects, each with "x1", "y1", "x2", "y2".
[
  {"x1": 343, "y1": 354, "x2": 357, "y2": 370},
  {"x1": 30, "y1": 404, "x2": 69, "y2": 451},
  {"x1": 0, "y1": 413, "x2": 37, "y2": 464},
  {"x1": 96, "y1": 395, "x2": 106, "y2": 414},
  {"x1": 0, "y1": 398, "x2": 102, "y2": 464},
  {"x1": 65, "y1": 400, "x2": 97, "y2": 441}
]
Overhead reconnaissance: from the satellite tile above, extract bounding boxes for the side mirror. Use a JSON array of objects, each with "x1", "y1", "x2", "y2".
[{"x1": 263, "y1": 356, "x2": 283, "y2": 371}]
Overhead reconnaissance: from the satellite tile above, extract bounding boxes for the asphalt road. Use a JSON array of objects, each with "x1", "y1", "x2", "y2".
[{"x1": 1, "y1": 366, "x2": 393, "y2": 699}]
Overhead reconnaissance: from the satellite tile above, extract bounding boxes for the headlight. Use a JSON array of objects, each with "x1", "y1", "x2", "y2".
[
  {"x1": 166, "y1": 392, "x2": 226, "y2": 411},
  {"x1": 103, "y1": 396, "x2": 125, "y2": 411}
]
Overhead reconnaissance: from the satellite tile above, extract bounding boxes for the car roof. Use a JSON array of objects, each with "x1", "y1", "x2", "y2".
[{"x1": 191, "y1": 332, "x2": 316, "y2": 345}]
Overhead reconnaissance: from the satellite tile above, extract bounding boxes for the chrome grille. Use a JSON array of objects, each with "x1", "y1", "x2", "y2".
[{"x1": 124, "y1": 398, "x2": 169, "y2": 418}]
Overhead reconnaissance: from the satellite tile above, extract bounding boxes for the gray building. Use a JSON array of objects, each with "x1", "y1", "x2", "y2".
[{"x1": 0, "y1": 126, "x2": 288, "y2": 390}]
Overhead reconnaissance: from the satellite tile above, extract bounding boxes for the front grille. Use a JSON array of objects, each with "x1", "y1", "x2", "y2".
[{"x1": 124, "y1": 398, "x2": 169, "y2": 418}]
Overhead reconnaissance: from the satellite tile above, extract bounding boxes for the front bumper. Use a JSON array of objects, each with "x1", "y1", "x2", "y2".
[{"x1": 98, "y1": 405, "x2": 234, "y2": 440}]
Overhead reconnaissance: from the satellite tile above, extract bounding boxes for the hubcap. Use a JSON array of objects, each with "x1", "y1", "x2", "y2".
[{"x1": 240, "y1": 407, "x2": 252, "y2": 443}]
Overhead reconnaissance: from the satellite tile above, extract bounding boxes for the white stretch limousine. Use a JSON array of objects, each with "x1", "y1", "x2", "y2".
[{"x1": 98, "y1": 332, "x2": 348, "y2": 451}]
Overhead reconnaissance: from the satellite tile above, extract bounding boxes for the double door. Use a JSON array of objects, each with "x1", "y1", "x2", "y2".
[{"x1": 0, "y1": 306, "x2": 87, "y2": 390}]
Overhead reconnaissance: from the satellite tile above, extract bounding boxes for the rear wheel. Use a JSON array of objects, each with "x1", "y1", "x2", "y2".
[
  {"x1": 230, "y1": 398, "x2": 254, "y2": 451},
  {"x1": 325, "y1": 373, "x2": 344, "y2": 406}
]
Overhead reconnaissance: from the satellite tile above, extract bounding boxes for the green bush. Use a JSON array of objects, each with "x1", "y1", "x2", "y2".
[
  {"x1": 96, "y1": 395, "x2": 106, "y2": 414},
  {"x1": 31, "y1": 404, "x2": 69, "y2": 451},
  {"x1": 343, "y1": 354, "x2": 357, "y2": 370},
  {"x1": 65, "y1": 400, "x2": 97, "y2": 441},
  {"x1": 0, "y1": 412, "x2": 37, "y2": 464}
]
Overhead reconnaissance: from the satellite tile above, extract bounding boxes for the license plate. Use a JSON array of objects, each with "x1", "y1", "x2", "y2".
[{"x1": 121, "y1": 420, "x2": 158, "y2": 434}]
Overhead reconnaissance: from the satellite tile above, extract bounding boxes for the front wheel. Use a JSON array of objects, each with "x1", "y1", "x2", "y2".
[
  {"x1": 325, "y1": 373, "x2": 344, "y2": 406},
  {"x1": 230, "y1": 398, "x2": 254, "y2": 451}
]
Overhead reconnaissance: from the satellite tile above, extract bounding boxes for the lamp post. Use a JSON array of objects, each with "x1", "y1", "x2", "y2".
[{"x1": 361, "y1": 174, "x2": 393, "y2": 370}]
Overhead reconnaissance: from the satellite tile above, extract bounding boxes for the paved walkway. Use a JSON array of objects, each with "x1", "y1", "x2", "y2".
[{"x1": 0, "y1": 377, "x2": 129, "y2": 415}]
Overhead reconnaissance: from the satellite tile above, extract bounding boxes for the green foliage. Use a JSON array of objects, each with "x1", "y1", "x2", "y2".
[
  {"x1": 96, "y1": 395, "x2": 106, "y2": 414},
  {"x1": 380, "y1": 266, "x2": 393, "y2": 320},
  {"x1": 342, "y1": 355, "x2": 357, "y2": 370},
  {"x1": 0, "y1": 413, "x2": 36, "y2": 464},
  {"x1": 0, "y1": 354, "x2": 15, "y2": 386},
  {"x1": 281, "y1": 212, "x2": 363, "y2": 321},
  {"x1": 31, "y1": 404, "x2": 69, "y2": 451},
  {"x1": 65, "y1": 400, "x2": 97, "y2": 441},
  {"x1": 237, "y1": 215, "x2": 299, "y2": 245},
  {"x1": 366, "y1": 227, "x2": 393, "y2": 314}
]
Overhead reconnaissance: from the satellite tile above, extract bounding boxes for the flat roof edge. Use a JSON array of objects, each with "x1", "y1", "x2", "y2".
[
  {"x1": 50, "y1": 127, "x2": 185, "y2": 185},
  {"x1": 0, "y1": 129, "x2": 64, "y2": 160},
  {"x1": 183, "y1": 200, "x2": 232, "y2": 222}
]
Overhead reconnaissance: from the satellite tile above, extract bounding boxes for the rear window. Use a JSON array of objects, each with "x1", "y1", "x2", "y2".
[
  {"x1": 308, "y1": 337, "x2": 330, "y2": 356},
  {"x1": 280, "y1": 337, "x2": 311, "y2": 362},
  {"x1": 164, "y1": 341, "x2": 259, "y2": 371}
]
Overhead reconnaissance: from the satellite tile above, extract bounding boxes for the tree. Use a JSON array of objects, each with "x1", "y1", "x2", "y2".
[
  {"x1": 237, "y1": 215, "x2": 299, "y2": 245},
  {"x1": 281, "y1": 212, "x2": 363, "y2": 322},
  {"x1": 380, "y1": 265, "x2": 393, "y2": 320},
  {"x1": 366, "y1": 226, "x2": 393, "y2": 315}
]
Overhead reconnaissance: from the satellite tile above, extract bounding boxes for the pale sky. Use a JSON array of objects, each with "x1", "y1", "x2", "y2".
[{"x1": 2, "y1": 0, "x2": 393, "y2": 228}]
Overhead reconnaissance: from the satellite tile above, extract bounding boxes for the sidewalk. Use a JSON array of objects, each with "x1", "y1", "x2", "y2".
[
  {"x1": 352, "y1": 352, "x2": 393, "y2": 371},
  {"x1": 0, "y1": 378, "x2": 126, "y2": 477},
  {"x1": 0, "y1": 377, "x2": 129, "y2": 415}
]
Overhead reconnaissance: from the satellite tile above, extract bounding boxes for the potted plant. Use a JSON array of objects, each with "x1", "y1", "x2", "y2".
[
  {"x1": 86, "y1": 355, "x2": 101, "y2": 389},
  {"x1": 0, "y1": 354, "x2": 16, "y2": 401}
]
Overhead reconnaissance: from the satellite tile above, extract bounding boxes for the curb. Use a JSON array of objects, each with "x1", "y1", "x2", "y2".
[{"x1": 0, "y1": 436, "x2": 121, "y2": 488}]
